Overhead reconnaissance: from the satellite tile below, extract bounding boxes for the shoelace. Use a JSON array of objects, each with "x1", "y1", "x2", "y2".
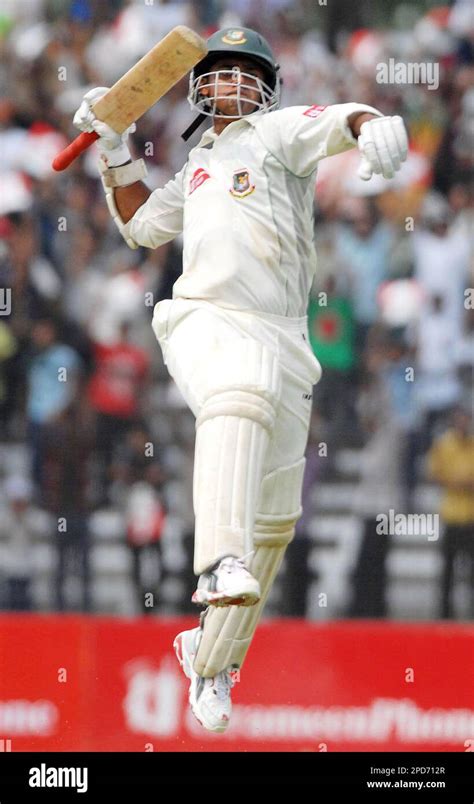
[
  {"x1": 220, "y1": 551, "x2": 255, "y2": 573},
  {"x1": 237, "y1": 551, "x2": 255, "y2": 568},
  {"x1": 213, "y1": 669, "x2": 234, "y2": 702}
]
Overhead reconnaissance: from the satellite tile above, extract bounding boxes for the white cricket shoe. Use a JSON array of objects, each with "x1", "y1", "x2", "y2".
[
  {"x1": 173, "y1": 626, "x2": 235, "y2": 733},
  {"x1": 191, "y1": 554, "x2": 261, "y2": 607}
]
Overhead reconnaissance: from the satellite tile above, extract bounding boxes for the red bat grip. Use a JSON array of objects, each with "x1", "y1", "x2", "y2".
[{"x1": 52, "y1": 131, "x2": 99, "y2": 171}]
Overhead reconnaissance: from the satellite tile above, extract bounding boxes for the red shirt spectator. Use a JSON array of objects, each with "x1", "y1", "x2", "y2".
[{"x1": 88, "y1": 333, "x2": 149, "y2": 417}]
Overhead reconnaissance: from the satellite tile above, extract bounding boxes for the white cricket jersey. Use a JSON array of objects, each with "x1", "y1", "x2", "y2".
[{"x1": 124, "y1": 102, "x2": 380, "y2": 317}]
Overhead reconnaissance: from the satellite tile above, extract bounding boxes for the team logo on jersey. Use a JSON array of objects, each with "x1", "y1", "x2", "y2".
[
  {"x1": 189, "y1": 167, "x2": 210, "y2": 195},
  {"x1": 222, "y1": 30, "x2": 247, "y2": 45},
  {"x1": 230, "y1": 169, "x2": 255, "y2": 198},
  {"x1": 303, "y1": 105, "x2": 327, "y2": 118}
]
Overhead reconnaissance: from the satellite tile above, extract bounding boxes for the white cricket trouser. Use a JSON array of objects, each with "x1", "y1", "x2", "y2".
[{"x1": 152, "y1": 297, "x2": 322, "y2": 573}]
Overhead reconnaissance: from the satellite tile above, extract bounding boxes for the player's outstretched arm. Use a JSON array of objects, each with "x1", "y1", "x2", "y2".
[
  {"x1": 347, "y1": 111, "x2": 377, "y2": 138},
  {"x1": 257, "y1": 103, "x2": 408, "y2": 183}
]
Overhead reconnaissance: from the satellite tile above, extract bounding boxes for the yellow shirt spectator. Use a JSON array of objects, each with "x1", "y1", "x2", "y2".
[{"x1": 428, "y1": 428, "x2": 474, "y2": 524}]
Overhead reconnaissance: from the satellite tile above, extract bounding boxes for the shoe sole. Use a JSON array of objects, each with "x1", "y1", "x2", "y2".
[
  {"x1": 173, "y1": 631, "x2": 230, "y2": 734},
  {"x1": 191, "y1": 589, "x2": 260, "y2": 607}
]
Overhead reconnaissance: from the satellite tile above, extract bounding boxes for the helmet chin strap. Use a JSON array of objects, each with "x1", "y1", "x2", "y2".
[
  {"x1": 181, "y1": 94, "x2": 241, "y2": 141},
  {"x1": 182, "y1": 112, "x2": 208, "y2": 142},
  {"x1": 182, "y1": 95, "x2": 214, "y2": 141},
  {"x1": 181, "y1": 104, "x2": 258, "y2": 141}
]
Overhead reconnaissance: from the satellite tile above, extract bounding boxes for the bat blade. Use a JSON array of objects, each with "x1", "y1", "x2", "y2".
[
  {"x1": 93, "y1": 26, "x2": 207, "y2": 133},
  {"x1": 52, "y1": 25, "x2": 207, "y2": 171}
]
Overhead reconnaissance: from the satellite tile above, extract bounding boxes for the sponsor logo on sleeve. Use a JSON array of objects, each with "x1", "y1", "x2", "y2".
[
  {"x1": 189, "y1": 168, "x2": 211, "y2": 195},
  {"x1": 303, "y1": 105, "x2": 327, "y2": 118},
  {"x1": 229, "y1": 168, "x2": 255, "y2": 198}
]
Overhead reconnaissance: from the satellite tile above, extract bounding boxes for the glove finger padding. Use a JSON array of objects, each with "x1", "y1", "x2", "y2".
[
  {"x1": 372, "y1": 120, "x2": 396, "y2": 179},
  {"x1": 358, "y1": 115, "x2": 409, "y2": 181},
  {"x1": 73, "y1": 86, "x2": 110, "y2": 132},
  {"x1": 357, "y1": 155, "x2": 375, "y2": 181},
  {"x1": 83, "y1": 86, "x2": 110, "y2": 103},
  {"x1": 73, "y1": 86, "x2": 135, "y2": 143},
  {"x1": 359, "y1": 134, "x2": 383, "y2": 175},
  {"x1": 92, "y1": 118, "x2": 136, "y2": 149},
  {"x1": 380, "y1": 118, "x2": 401, "y2": 173},
  {"x1": 73, "y1": 85, "x2": 135, "y2": 166},
  {"x1": 391, "y1": 115, "x2": 409, "y2": 161}
]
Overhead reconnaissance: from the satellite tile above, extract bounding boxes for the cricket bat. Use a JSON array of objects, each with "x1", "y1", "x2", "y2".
[{"x1": 52, "y1": 25, "x2": 207, "y2": 171}]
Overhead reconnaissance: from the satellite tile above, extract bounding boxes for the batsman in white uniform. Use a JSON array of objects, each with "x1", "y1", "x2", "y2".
[{"x1": 74, "y1": 27, "x2": 408, "y2": 733}]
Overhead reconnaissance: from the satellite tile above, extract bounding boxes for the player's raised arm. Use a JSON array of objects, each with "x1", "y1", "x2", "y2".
[
  {"x1": 255, "y1": 102, "x2": 408, "y2": 181},
  {"x1": 73, "y1": 87, "x2": 185, "y2": 250}
]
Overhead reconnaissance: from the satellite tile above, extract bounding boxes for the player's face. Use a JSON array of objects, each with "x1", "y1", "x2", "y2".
[{"x1": 199, "y1": 57, "x2": 266, "y2": 118}]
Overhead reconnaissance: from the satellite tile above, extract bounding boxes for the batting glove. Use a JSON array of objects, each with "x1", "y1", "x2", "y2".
[
  {"x1": 357, "y1": 115, "x2": 408, "y2": 181},
  {"x1": 73, "y1": 87, "x2": 136, "y2": 167}
]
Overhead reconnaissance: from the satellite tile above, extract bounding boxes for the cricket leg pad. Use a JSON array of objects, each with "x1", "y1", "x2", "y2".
[
  {"x1": 193, "y1": 339, "x2": 281, "y2": 575},
  {"x1": 193, "y1": 457, "x2": 306, "y2": 677}
]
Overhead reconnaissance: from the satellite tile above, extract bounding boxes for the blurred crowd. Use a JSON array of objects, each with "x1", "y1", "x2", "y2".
[{"x1": 0, "y1": 0, "x2": 472, "y2": 619}]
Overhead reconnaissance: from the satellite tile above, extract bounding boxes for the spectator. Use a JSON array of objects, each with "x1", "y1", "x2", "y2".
[
  {"x1": 110, "y1": 424, "x2": 165, "y2": 494},
  {"x1": 125, "y1": 481, "x2": 167, "y2": 615},
  {"x1": 0, "y1": 320, "x2": 17, "y2": 438},
  {"x1": 86, "y1": 248, "x2": 147, "y2": 346},
  {"x1": 309, "y1": 274, "x2": 357, "y2": 444},
  {"x1": 108, "y1": 425, "x2": 167, "y2": 613},
  {"x1": 348, "y1": 365, "x2": 404, "y2": 617},
  {"x1": 87, "y1": 321, "x2": 150, "y2": 502},
  {"x1": 379, "y1": 333, "x2": 421, "y2": 510},
  {"x1": 41, "y1": 402, "x2": 94, "y2": 613},
  {"x1": 427, "y1": 407, "x2": 474, "y2": 619},
  {"x1": 413, "y1": 294, "x2": 463, "y2": 451},
  {"x1": 26, "y1": 317, "x2": 82, "y2": 498},
  {"x1": 334, "y1": 199, "x2": 394, "y2": 359},
  {"x1": 0, "y1": 476, "x2": 38, "y2": 610},
  {"x1": 413, "y1": 192, "x2": 470, "y2": 335},
  {"x1": 1, "y1": 217, "x2": 62, "y2": 330}
]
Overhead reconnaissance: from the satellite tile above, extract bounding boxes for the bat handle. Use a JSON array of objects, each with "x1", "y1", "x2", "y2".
[{"x1": 52, "y1": 131, "x2": 99, "y2": 171}]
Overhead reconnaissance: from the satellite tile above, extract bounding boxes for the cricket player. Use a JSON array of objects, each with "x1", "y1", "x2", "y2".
[{"x1": 73, "y1": 27, "x2": 408, "y2": 733}]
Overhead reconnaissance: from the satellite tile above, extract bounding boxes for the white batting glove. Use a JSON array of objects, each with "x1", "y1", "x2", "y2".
[
  {"x1": 357, "y1": 116, "x2": 408, "y2": 181},
  {"x1": 73, "y1": 87, "x2": 136, "y2": 167}
]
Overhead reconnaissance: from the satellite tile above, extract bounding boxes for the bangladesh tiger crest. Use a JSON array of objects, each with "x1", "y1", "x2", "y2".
[
  {"x1": 230, "y1": 169, "x2": 255, "y2": 198},
  {"x1": 222, "y1": 30, "x2": 247, "y2": 46}
]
